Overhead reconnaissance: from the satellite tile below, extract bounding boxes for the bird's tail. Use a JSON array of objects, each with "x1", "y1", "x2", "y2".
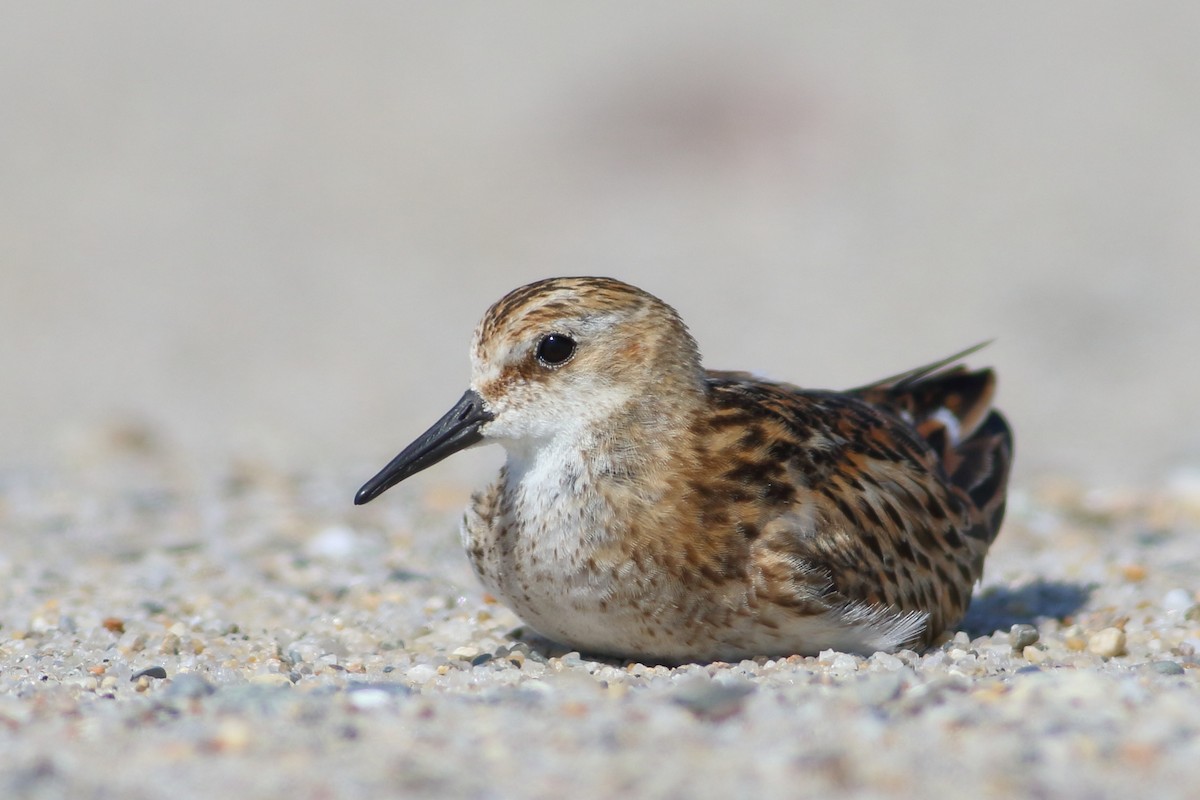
[{"x1": 854, "y1": 345, "x2": 1014, "y2": 543}]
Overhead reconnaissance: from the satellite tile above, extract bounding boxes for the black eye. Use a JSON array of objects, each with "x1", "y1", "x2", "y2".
[{"x1": 536, "y1": 333, "x2": 576, "y2": 366}]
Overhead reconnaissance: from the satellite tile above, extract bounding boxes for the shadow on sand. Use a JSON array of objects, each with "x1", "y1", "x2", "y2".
[{"x1": 960, "y1": 579, "x2": 1094, "y2": 638}]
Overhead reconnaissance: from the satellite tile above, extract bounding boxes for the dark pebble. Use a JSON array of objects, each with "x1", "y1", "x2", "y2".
[{"x1": 131, "y1": 666, "x2": 168, "y2": 681}]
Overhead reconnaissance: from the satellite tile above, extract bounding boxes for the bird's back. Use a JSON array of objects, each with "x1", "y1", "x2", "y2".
[{"x1": 699, "y1": 352, "x2": 1012, "y2": 647}]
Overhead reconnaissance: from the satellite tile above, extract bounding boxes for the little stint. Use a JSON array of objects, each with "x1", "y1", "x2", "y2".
[{"x1": 356, "y1": 277, "x2": 1013, "y2": 662}]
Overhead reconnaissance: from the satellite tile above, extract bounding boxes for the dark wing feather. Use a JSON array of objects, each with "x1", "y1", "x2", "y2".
[{"x1": 699, "y1": 352, "x2": 1012, "y2": 645}]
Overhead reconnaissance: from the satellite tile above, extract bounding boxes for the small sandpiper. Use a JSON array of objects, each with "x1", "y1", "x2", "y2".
[{"x1": 356, "y1": 277, "x2": 1012, "y2": 662}]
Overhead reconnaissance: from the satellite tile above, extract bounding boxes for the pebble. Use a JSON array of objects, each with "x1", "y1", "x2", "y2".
[
  {"x1": 1088, "y1": 628, "x2": 1127, "y2": 658},
  {"x1": 819, "y1": 652, "x2": 861, "y2": 672},
  {"x1": 1009, "y1": 624, "x2": 1040, "y2": 650},
  {"x1": 1147, "y1": 660, "x2": 1186, "y2": 676},
  {"x1": 406, "y1": 665, "x2": 437, "y2": 684},
  {"x1": 1120, "y1": 564, "x2": 1148, "y2": 582},
  {"x1": 869, "y1": 652, "x2": 904, "y2": 671},
  {"x1": 1022, "y1": 646, "x2": 1048, "y2": 664}
]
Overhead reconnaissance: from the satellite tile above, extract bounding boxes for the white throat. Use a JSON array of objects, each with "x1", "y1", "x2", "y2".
[{"x1": 498, "y1": 425, "x2": 623, "y2": 559}]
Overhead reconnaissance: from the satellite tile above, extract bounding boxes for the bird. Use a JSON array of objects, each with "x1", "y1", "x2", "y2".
[{"x1": 355, "y1": 277, "x2": 1013, "y2": 663}]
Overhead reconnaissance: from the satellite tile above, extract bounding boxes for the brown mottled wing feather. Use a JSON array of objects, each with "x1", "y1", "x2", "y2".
[
  {"x1": 700, "y1": 353, "x2": 1011, "y2": 645},
  {"x1": 854, "y1": 350, "x2": 1013, "y2": 546}
]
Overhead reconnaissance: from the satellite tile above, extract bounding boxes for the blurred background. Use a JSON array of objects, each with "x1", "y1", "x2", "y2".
[{"x1": 2, "y1": 2, "x2": 1197, "y2": 487}]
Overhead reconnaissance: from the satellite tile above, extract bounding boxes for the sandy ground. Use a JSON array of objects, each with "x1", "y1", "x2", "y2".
[
  {"x1": 1, "y1": 443, "x2": 1199, "y2": 799},
  {"x1": 3, "y1": 4, "x2": 1200, "y2": 799}
]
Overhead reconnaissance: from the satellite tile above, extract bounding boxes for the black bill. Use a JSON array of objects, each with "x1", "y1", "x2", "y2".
[{"x1": 354, "y1": 389, "x2": 494, "y2": 505}]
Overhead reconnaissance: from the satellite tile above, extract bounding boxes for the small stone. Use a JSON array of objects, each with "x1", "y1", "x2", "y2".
[
  {"x1": 1022, "y1": 646, "x2": 1047, "y2": 664},
  {"x1": 1120, "y1": 564, "x2": 1147, "y2": 582},
  {"x1": 451, "y1": 646, "x2": 480, "y2": 661},
  {"x1": 521, "y1": 645, "x2": 548, "y2": 664},
  {"x1": 1010, "y1": 624, "x2": 1039, "y2": 650},
  {"x1": 102, "y1": 617, "x2": 125, "y2": 634},
  {"x1": 130, "y1": 666, "x2": 168, "y2": 681},
  {"x1": 870, "y1": 652, "x2": 904, "y2": 671},
  {"x1": 119, "y1": 632, "x2": 148, "y2": 655},
  {"x1": 1148, "y1": 660, "x2": 1185, "y2": 676},
  {"x1": 406, "y1": 664, "x2": 436, "y2": 683},
  {"x1": 828, "y1": 653, "x2": 860, "y2": 672},
  {"x1": 1087, "y1": 628, "x2": 1126, "y2": 658}
]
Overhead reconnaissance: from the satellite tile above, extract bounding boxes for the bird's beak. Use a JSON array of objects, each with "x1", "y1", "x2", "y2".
[{"x1": 354, "y1": 389, "x2": 494, "y2": 505}]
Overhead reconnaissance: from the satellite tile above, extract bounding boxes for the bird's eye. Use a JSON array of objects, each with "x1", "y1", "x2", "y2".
[{"x1": 536, "y1": 333, "x2": 576, "y2": 366}]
